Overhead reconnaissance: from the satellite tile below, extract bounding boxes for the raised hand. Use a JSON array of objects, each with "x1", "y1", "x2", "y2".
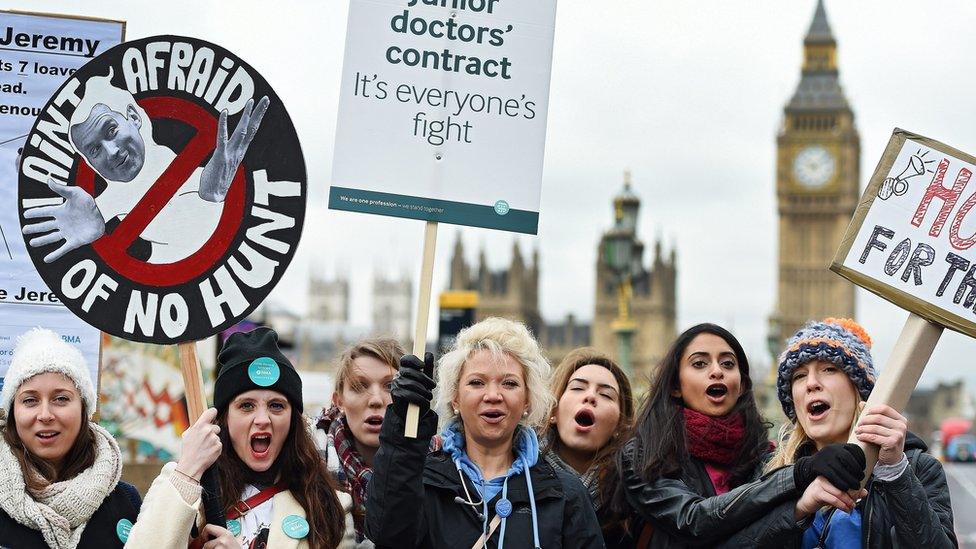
[
  {"x1": 391, "y1": 353, "x2": 436, "y2": 418},
  {"x1": 199, "y1": 96, "x2": 270, "y2": 202},
  {"x1": 176, "y1": 408, "x2": 222, "y2": 481},
  {"x1": 22, "y1": 179, "x2": 105, "y2": 263},
  {"x1": 855, "y1": 404, "x2": 908, "y2": 466}
]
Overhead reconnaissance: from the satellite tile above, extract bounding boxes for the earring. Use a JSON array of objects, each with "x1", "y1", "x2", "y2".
[
  {"x1": 453, "y1": 408, "x2": 459, "y2": 414},
  {"x1": 522, "y1": 411, "x2": 529, "y2": 418}
]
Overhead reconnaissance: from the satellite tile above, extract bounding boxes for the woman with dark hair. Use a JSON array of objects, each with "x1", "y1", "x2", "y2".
[
  {"x1": 540, "y1": 347, "x2": 635, "y2": 547},
  {"x1": 0, "y1": 328, "x2": 140, "y2": 548},
  {"x1": 615, "y1": 323, "x2": 865, "y2": 548},
  {"x1": 127, "y1": 327, "x2": 352, "y2": 548}
]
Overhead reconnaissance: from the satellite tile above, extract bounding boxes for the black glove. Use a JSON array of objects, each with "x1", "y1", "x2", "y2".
[
  {"x1": 391, "y1": 353, "x2": 436, "y2": 418},
  {"x1": 793, "y1": 442, "x2": 866, "y2": 492}
]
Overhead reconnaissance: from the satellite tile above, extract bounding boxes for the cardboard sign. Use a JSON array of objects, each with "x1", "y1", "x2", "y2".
[
  {"x1": 18, "y1": 35, "x2": 306, "y2": 344},
  {"x1": 0, "y1": 11, "x2": 123, "y2": 391},
  {"x1": 330, "y1": 0, "x2": 557, "y2": 235},
  {"x1": 831, "y1": 128, "x2": 976, "y2": 338}
]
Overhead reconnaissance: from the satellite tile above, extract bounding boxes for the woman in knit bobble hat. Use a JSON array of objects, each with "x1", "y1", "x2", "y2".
[
  {"x1": 748, "y1": 317, "x2": 958, "y2": 548},
  {"x1": 0, "y1": 327, "x2": 141, "y2": 548},
  {"x1": 126, "y1": 326, "x2": 354, "y2": 548}
]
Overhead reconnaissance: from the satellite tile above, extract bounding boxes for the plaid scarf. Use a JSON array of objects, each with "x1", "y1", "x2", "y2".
[
  {"x1": 319, "y1": 407, "x2": 371, "y2": 540},
  {"x1": 540, "y1": 430, "x2": 601, "y2": 505}
]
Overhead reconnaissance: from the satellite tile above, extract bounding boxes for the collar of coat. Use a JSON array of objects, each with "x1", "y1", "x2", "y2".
[{"x1": 421, "y1": 452, "x2": 565, "y2": 505}]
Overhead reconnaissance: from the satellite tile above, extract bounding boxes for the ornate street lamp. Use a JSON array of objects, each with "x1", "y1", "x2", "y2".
[{"x1": 604, "y1": 223, "x2": 637, "y2": 377}]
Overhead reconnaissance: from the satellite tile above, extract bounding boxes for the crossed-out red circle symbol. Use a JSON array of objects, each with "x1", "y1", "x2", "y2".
[{"x1": 74, "y1": 96, "x2": 245, "y2": 286}]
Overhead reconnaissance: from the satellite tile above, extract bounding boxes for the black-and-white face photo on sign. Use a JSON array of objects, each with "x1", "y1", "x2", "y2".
[{"x1": 18, "y1": 35, "x2": 306, "y2": 344}]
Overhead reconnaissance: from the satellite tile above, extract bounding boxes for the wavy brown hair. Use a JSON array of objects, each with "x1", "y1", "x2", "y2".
[
  {"x1": 3, "y1": 401, "x2": 96, "y2": 492},
  {"x1": 541, "y1": 347, "x2": 635, "y2": 534},
  {"x1": 333, "y1": 337, "x2": 405, "y2": 394},
  {"x1": 215, "y1": 406, "x2": 344, "y2": 548}
]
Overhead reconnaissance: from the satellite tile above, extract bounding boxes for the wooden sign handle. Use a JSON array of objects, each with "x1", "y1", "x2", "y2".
[
  {"x1": 848, "y1": 313, "x2": 943, "y2": 484},
  {"x1": 405, "y1": 221, "x2": 438, "y2": 438},
  {"x1": 178, "y1": 341, "x2": 226, "y2": 529}
]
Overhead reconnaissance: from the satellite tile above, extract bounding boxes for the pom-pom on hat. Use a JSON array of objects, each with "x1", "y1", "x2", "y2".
[
  {"x1": 776, "y1": 318, "x2": 876, "y2": 421},
  {"x1": 214, "y1": 327, "x2": 303, "y2": 413},
  {"x1": 0, "y1": 328, "x2": 97, "y2": 418}
]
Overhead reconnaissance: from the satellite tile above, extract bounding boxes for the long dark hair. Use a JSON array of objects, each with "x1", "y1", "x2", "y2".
[
  {"x1": 3, "y1": 401, "x2": 96, "y2": 492},
  {"x1": 624, "y1": 323, "x2": 769, "y2": 488},
  {"x1": 215, "y1": 406, "x2": 345, "y2": 548}
]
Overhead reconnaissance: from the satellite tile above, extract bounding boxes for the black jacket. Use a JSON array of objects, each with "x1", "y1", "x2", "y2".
[
  {"x1": 0, "y1": 481, "x2": 141, "y2": 549},
  {"x1": 366, "y1": 407, "x2": 606, "y2": 548},
  {"x1": 728, "y1": 433, "x2": 958, "y2": 548},
  {"x1": 621, "y1": 439, "x2": 798, "y2": 548}
]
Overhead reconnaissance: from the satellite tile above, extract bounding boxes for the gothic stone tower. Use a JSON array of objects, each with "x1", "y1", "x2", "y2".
[
  {"x1": 769, "y1": 0, "x2": 859, "y2": 353},
  {"x1": 593, "y1": 173, "x2": 677, "y2": 386},
  {"x1": 448, "y1": 235, "x2": 542, "y2": 336}
]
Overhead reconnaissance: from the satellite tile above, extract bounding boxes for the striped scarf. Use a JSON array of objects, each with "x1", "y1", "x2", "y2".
[
  {"x1": 321, "y1": 410, "x2": 371, "y2": 541},
  {"x1": 539, "y1": 430, "x2": 601, "y2": 504}
]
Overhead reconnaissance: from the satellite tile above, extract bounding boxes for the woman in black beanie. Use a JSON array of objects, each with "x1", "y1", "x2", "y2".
[{"x1": 127, "y1": 327, "x2": 353, "y2": 548}]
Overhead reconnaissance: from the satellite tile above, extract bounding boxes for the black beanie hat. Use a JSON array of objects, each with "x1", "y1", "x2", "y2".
[{"x1": 214, "y1": 327, "x2": 303, "y2": 413}]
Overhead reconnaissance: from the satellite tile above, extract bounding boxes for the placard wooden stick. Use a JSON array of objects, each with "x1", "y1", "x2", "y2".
[
  {"x1": 849, "y1": 313, "x2": 943, "y2": 483},
  {"x1": 179, "y1": 342, "x2": 207, "y2": 421},
  {"x1": 405, "y1": 221, "x2": 438, "y2": 439}
]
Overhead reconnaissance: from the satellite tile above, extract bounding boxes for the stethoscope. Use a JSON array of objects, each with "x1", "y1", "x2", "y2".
[{"x1": 453, "y1": 460, "x2": 487, "y2": 522}]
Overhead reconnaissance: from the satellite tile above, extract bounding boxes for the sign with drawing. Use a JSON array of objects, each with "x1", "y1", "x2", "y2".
[
  {"x1": 832, "y1": 128, "x2": 976, "y2": 338},
  {"x1": 0, "y1": 11, "x2": 122, "y2": 388},
  {"x1": 330, "y1": 0, "x2": 557, "y2": 234},
  {"x1": 18, "y1": 35, "x2": 306, "y2": 344}
]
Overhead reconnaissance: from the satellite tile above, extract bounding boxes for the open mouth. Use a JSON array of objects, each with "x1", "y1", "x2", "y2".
[
  {"x1": 806, "y1": 400, "x2": 831, "y2": 420},
  {"x1": 250, "y1": 433, "x2": 272, "y2": 455},
  {"x1": 574, "y1": 409, "x2": 595, "y2": 428},
  {"x1": 480, "y1": 410, "x2": 506, "y2": 424},
  {"x1": 364, "y1": 415, "x2": 383, "y2": 431},
  {"x1": 36, "y1": 431, "x2": 59, "y2": 441},
  {"x1": 705, "y1": 384, "x2": 729, "y2": 399}
]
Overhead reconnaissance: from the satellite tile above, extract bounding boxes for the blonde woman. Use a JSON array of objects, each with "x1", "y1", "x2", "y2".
[
  {"x1": 740, "y1": 318, "x2": 956, "y2": 548},
  {"x1": 366, "y1": 317, "x2": 604, "y2": 548}
]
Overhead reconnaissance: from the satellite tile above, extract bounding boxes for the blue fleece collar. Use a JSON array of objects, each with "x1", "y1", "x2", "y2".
[{"x1": 441, "y1": 420, "x2": 539, "y2": 486}]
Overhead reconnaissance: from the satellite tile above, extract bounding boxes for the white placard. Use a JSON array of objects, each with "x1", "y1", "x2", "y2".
[
  {"x1": 834, "y1": 129, "x2": 976, "y2": 338},
  {"x1": 330, "y1": 0, "x2": 557, "y2": 235},
  {"x1": 0, "y1": 12, "x2": 123, "y2": 393}
]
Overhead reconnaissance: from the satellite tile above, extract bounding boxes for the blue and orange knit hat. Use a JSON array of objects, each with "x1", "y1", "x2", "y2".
[{"x1": 776, "y1": 318, "x2": 876, "y2": 421}]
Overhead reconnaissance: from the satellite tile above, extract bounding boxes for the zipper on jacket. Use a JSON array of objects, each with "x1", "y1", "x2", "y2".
[{"x1": 720, "y1": 482, "x2": 759, "y2": 517}]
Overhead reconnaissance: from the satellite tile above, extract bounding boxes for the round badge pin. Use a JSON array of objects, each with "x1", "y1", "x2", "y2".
[
  {"x1": 248, "y1": 357, "x2": 280, "y2": 386},
  {"x1": 282, "y1": 514, "x2": 310, "y2": 539},
  {"x1": 494, "y1": 200, "x2": 510, "y2": 216},
  {"x1": 227, "y1": 518, "x2": 242, "y2": 537},
  {"x1": 116, "y1": 518, "x2": 133, "y2": 543},
  {"x1": 495, "y1": 498, "x2": 513, "y2": 518}
]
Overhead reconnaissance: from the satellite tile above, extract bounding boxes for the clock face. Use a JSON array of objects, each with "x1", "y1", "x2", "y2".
[{"x1": 793, "y1": 146, "x2": 836, "y2": 188}]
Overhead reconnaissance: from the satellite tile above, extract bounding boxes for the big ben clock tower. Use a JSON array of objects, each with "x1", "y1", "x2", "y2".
[{"x1": 769, "y1": 0, "x2": 859, "y2": 359}]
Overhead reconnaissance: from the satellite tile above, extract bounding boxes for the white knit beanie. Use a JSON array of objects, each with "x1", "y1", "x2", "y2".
[{"x1": 0, "y1": 328, "x2": 96, "y2": 418}]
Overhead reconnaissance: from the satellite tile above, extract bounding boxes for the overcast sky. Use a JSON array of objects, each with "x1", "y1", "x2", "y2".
[{"x1": 21, "y1": 0, "x2": 976, "y2": 393}]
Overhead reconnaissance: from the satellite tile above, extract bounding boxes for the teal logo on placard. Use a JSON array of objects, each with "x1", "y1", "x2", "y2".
[
  {"x1": 248, "y1": 357, "x2": 280, "y2": 387},
  {"x1": 494, "y1": 200, "x2": 510, "y2": 215},
  {"x1": 116, "y1": 518, "x2": 133, "y2": 543},
  {"x1": 227, "y1": 519, "x2": 242, "y2": 537},
  {"x1": 282, "y1": 514, "x2": 310, "y2": 539}
]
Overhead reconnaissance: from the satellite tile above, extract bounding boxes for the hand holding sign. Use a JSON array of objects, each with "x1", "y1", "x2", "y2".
[
  {"x1": 176, "y1": 407, "x2": 222, "y2": 481},
  {"x1": 854, "y1": 404, "x2": 908, "y2": 466},
  {"x1": 22, "y1": 179, "x2": 105, "y2": 263},
  {"x1": 199, "y1": 96, "x2": 270, "y2": 203}
]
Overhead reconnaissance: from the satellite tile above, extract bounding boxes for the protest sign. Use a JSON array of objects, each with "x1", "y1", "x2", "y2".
[
  {"x1": 17, "y1": 35, "x2": 306, "y2": 346},
  {"x1": 0, "y1": 11, "x2": 123, "y2": 396},
  {"x1": 830, "y1": 128, "x2": 976, "y2": 480},
  {"x1": 832, "y1": 129, "x2": 976, "y2": 336},
  {"x1": 331, "y1": 0, "x2": 557, "y2": 235},
  {"x1": 331, "y1": 0, "x2": 557, "y2": 437}
]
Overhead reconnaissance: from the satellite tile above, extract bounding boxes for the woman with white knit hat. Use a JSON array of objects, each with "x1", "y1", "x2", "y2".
[{"x1": 0, "y1": 327, "x2": 141, "y2": 548}]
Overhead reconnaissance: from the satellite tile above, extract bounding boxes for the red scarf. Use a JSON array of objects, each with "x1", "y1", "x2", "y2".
[{"x1": 682, "y1": 407, "x2": 745, "y2": 465}]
